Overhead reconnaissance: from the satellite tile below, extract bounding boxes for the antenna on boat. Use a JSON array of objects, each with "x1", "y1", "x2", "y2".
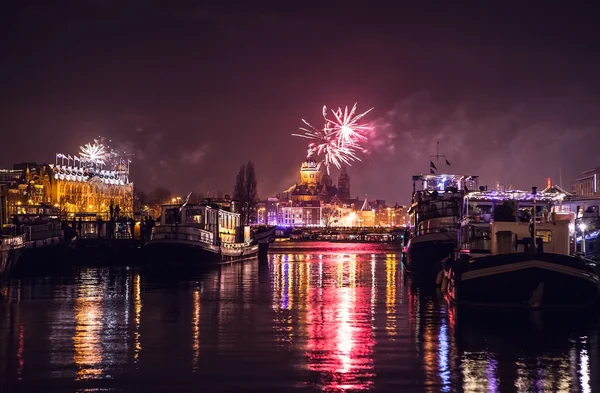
[
  {"x1": 559, "y1": 167, "x2": 563, "y2": 189},
  {"x1": 429, "y1": 141, "x2": 451, "y2": 174}
]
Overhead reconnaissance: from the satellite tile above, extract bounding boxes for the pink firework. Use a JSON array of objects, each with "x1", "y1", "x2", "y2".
[{"x1": 293, "y1": 103, "x2": 373, "y2": 175}]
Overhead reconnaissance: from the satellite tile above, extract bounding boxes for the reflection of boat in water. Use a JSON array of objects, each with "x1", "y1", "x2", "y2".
[
  {"x1": 453, "y1": 308, "x2": 598, "y2": 392},
  {"x1": 442, "y1": 188, "x2": 600, "y2": 308},
  {"x1": 404, "y1": 173, "x2": 478, "y2": 282},
  {"x1": 146, "y1": 202, "x2": 274, "y2": 267}
]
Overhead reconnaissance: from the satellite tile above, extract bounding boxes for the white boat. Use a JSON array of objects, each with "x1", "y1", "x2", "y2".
[
  {"x1": 145, "y1": 202, "x2": 274, "y2": 267},
  {"x1": 404, "y1": 173, "x2": 478, "y2": 281},
  {"x1": 441, "y1": 188, "x2": 600, "y2": 308}
]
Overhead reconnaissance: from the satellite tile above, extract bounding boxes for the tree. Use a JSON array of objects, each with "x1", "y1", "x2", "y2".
[
  {"x1": 134, "y1": 189, "x2": 148, "y2": 212},
  {"x1": 321, "y1": 205, "x2": 339, "y2": 227},
  {"x1": 233, "y1": 164, "x2": 246, "y2": 223},
  {"x1": 233, "y1": 161, "x2": 258, "y2": 226},
  {"x1": 245, "y1": 161, "x2": 258, "y2": 224},
  {"x1": 149, "y1": 186, "x2": 172, "y2": 205}
]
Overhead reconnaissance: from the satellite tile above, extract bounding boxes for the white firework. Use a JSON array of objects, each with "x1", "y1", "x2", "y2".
[{"x1": 79, "y1": 143, "x2": 107, "y2": 163}]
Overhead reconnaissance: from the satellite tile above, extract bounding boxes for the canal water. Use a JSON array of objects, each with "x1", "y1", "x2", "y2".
[{"x1": 0, "y1": 243, "x2": 598, "y2": 392}]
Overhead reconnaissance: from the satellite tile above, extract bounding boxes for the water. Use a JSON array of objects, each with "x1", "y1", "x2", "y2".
[{"x1": 1, "y1": 243, "x2": 599, "y2": 392}]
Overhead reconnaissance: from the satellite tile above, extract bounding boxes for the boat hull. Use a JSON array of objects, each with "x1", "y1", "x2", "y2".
[
  {"x1": 0, "y1": 247, "x2": 23, "y2": 283},
  {"x1": 444, "y1": 253, "x2": 600, "y2": 308},
  {"x1": 404, "y1": 232, "x2": 456, "y2": 281},
  {"x1": 144, "y1": 238, "x2": 260, "y2": 269}
]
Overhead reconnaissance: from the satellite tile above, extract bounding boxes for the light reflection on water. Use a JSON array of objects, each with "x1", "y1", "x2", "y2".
[{"x1": 0, "y1": 243, "x2": 598, "y2": 392}]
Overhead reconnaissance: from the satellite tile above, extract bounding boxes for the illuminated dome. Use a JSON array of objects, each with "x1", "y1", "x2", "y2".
[{"x1": 301, "y1": 158, "x2": 321, "y2": 170}]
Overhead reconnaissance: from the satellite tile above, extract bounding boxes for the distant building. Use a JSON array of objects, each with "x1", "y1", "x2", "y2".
[
  {"x1": 256, "y1": 159, "x2": 405, "y2": 228},
  {"x1": 337, "y1": 167, "x2": 351, "y2": 199},
  {"x1": 572, "y1": 167, "x2": 600, "y2": 197},
  {"x1": 1, "y1": 162, "x2": 133, "y2": 219}
]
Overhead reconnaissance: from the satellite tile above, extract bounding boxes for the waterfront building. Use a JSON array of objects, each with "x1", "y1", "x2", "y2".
[
  {"x1": 1, "y1": 146, "x2": 134, "y2": 219},
  {"x1": 572, "y1": 167, "x2": 600, "y2": 197},
  {"x1": 256, "y1": 158, "x2": 406, "y2": 228}
]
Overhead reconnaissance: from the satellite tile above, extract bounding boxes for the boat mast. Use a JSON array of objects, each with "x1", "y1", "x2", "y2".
[
  {"x1": 531, "y1": 186, "x2": 537, "y2": 252},
  {"x1": 429, "y1": 141, "x2": 449, "y2": 175}
]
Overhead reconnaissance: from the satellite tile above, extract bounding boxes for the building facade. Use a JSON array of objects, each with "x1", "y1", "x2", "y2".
[
  {"x1": 1, "y1": 162, "x2": 133, "y2": 219},
  {"x1": 254, "y1": 159, "x2": 407, "y2": 228},
  {"x1": 572, "y1": 167, "x2": 600, "y2": 197}
]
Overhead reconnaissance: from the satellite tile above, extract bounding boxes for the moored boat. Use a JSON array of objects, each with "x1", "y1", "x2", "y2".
[
  {"x1": 145, "y1": 201, "x2": 274, "y2": 268},
  {"x1": 0, "y1": 229, "x2": 25, "y2": 283},
  {"x1": 404, "y1": 173, "x2": 478, "y2": 281},
  {"x1": 442, "y1": 187, "x2": 600, "y2": 308}
]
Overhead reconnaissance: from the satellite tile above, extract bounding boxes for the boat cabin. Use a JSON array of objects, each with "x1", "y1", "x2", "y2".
[
  {"x1": 408, "y1": 174, "x2": 478, "y2": 236},
  {"x1": 156, "y1": 203, "x2": 248, "y2": 244},
  {"x1": 459, "y1": 189, "x2": 570, "y2": 257}
]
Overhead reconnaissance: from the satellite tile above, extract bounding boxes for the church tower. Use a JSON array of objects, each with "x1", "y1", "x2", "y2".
[
  {"x1": 300, "y1": 159, "x2": 321, "y2": 187},
  {"x1": 337, "y1": 166, "x2": 350, "y2": 199},
  {"x1": 321, "y1": 172, "x2": 332, "y2": 187}
]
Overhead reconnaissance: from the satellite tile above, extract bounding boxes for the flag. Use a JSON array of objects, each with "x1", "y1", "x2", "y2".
[
  {"x1": 179, "y1": 192, "x2": 193, "y2": 212},
  {"x1": 430, "y1": 161, "x2": 437, "y2": 170},
  {"x1": 445, "y1": 159, "x2": 451, "y2": 166},
  {"x1": 74, "y1": 156, "x2": 80, "y2": 161},
  {"x1": 68, "y1": 155, "x2": 73, "y2": 160},
  {"x1": 56, "y1": 153, "x2": 64, "y2": 158},
  {"x1": 430, "y1": 168, "x2": 435, "y2": 174}
]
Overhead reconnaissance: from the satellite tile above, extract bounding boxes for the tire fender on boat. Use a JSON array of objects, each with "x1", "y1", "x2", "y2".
[
  {"x1": 436, "y1": 270, "x2": 444, "y2": 286},
  {"x1": 441, "y1": 275, "x2": 449, "y2": 293}
]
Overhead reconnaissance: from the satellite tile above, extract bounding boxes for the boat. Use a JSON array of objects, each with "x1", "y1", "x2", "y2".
[
  {"x1": 145, "y1": 202, "x2": 275, "y2": 267},
  {"x1": 0, "y1": 227, "x2": 25, "y2": 283},
  {"x1": 252, "y1": 225, "x2": 277, "y2": 258},
  {"x1": 19, "y1": 219, "x2": 74, "y2": 267},
  {"x1": 403, "y1": 173, "x2": 478, "y2": 281},
  {"x1": 441, "y1": 187, "x2": 600, "y2": 308},
  {"x1": 557, "y1": 195, "x2": 600, "y2": 260}
]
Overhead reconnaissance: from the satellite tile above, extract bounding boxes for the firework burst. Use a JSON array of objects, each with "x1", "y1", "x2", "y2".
[
  {"x1": 326, "y1": 103, "x2": 374, "y2": 147},
  {"x1": 293, "y1": 103, "x2": 373, "y2": 174},
  {"x1": 79, "y1": 142, "x2": 107, "y2": 163}
]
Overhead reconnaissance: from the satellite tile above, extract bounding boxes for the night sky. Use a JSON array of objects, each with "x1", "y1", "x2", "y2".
[{"x1": 2, "y1": 1, "x2": 600, "y2": 204}]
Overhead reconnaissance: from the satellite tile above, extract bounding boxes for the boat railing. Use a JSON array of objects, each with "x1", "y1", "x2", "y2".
[
  {"x1": 152, "y1": 225, "x2": 214, "y2": 244},
  {"x1": 0, "y1": 234, "x2": 26, "y2": 249},
  {"x1": 416, "y1": 225, "x2": 458, "y2": 236},
  {"x1": 222, "y1": 241, "x2": 252, "y2": 249},
  {"x1": 23, "y1": 222, "x2": 63, "y2": 242}
]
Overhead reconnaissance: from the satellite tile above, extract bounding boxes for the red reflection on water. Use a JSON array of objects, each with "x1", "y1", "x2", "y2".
[
  {"x1": 304, "y1": 257, "x2": 375, "y2": 391},
  {"x1": 17, "y1": 324, "x2": 24, "y2": 380}
]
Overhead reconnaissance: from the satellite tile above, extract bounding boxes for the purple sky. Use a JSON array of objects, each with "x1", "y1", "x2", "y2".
[{"x1": 2, "y1": 2, "x2": 600, "y2": 204}]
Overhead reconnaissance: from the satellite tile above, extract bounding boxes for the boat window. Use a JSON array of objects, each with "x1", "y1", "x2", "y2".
[
  {"x1": 185, "y1": 209, "x2": 204, "y2": 225},
  {"x1": 470, "y1": 226, "x2": 491, "y2": 251},
  {"x1": 467, "y1": 202, "x2": 493, "y2": 216},
  {"x1": 535, "y1": 230, "x2": 552, "y2": 243},
  {"x1": 165, "y1": 208, "x2": 180, "y2": 225}
]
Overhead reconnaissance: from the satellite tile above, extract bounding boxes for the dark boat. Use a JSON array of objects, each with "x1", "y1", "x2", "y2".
[
  {"x1": 442, "y1": 187, "x2": 600, "y2": 308},
  {"x1": 0, "y1": 230, "x2": 25, "y2": 283},
  {"x1": 404, "y1": 173, "x2": 478, "y2": 281},
  {"x1": 145, "y1": 202, "x2": 274, "y2": 267}
]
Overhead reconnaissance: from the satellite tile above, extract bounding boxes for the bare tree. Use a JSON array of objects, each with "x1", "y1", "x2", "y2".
[
  {"x1": 321, "y1": 206, "x2": 339, "y2": 228},
  {"x1": 233, "y1": 161, "x2": 258, "y2": 226},
  {"x1": 134, "y1": 189, "x2": 148, "y2": 212},
  {"x1": 233, "y1": 164, "x2": 246, "y2": 224},
  {"x1": 148, "y1": 186, "x2": 172, "y2": 215},
  {"x1": 245, "y1": 161, "x2": 258, "y2": 224}
]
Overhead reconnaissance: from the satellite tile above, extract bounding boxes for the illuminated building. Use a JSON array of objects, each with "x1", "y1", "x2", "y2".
[
  {"x1": 2, "y1": 162, "x2": 133, "y2": 218},
  {"x1": 337, "y1": 166, "x2": 351, "y2": 199},
  {"x1": 572, "y1": 167, "x2": 600, "y2": 197},
  {"x1": 256, "y1": 159, "x2": 405, "y2": 228},
  {"x1": 1, "y1": 139, "x2": 135, "y2": 218}
]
